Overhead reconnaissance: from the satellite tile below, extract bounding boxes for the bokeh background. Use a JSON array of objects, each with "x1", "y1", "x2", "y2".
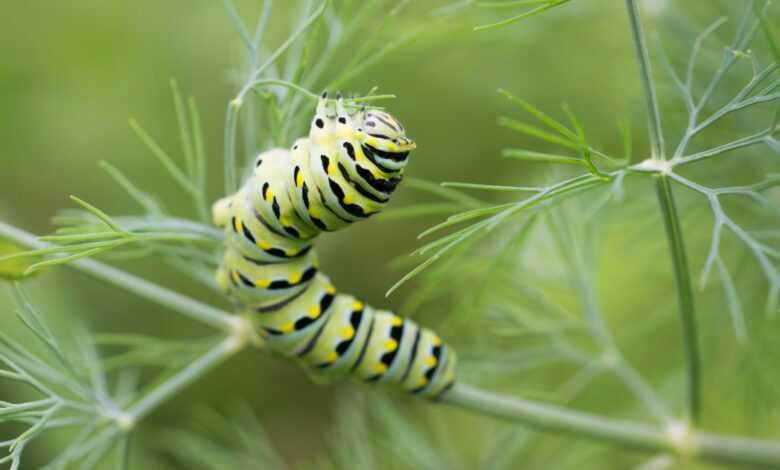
[{"x1": 1, "y1": 0, "x2": 779, "y2": 468}]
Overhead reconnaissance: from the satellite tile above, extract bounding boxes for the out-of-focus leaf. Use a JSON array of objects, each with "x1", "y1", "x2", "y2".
[{"x1": 0, "y1": 240, "x2": 37, "y2": 281}]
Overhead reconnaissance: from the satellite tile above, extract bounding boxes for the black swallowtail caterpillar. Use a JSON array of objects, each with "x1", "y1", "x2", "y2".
[{"x1": 212, "y1": 93, "x2": 457, "y2": 399}]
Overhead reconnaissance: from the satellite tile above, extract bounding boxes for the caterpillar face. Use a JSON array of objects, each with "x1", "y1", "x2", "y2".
[
  {"x1": 311, "y1": 92, "x2": 416, "y2": 158},
  {"x1": 358, "y1": 110, "x2": 416, "y2": 155}
]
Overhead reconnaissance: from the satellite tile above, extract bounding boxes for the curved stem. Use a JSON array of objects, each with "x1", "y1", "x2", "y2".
[
  {"x1": 0, "y1": 221, "x2": 237, "y2": 331},
  {"x1": 654, "y1": 176, "x2": 700, "y2": 423},
  {"x1": 443, "y1": 383, "x2": 780, "y2": 467}
]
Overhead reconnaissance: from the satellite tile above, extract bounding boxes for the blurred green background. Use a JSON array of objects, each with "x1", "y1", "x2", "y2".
[{"x1": 1, "y1": 0, "x2": 778, "y2": 468}]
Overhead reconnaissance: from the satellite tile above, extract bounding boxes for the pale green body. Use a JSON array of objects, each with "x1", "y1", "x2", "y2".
[{"x1": 213, "y1": 97, "x2": 456, "y2": 398}]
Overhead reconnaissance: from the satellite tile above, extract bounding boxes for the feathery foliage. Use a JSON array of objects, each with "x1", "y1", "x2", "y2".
[{"x1": 0, "y1": 0, "x2": 779, "y2": 468}]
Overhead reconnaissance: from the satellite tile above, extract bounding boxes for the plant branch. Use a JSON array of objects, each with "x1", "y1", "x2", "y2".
[
  {"x1": 625, "y1": 0, "x2": 700, "y2": 424},
  {"x1": 443, "y1": 383, "x2": 780, "y2": 467},
  {"x1": 625, "y1": 0, "x2": 665, "y2": 159},
  {"x1": 654, "y1": 175, "x2": 700, "y2": 423},
  {"x1": 0, "y1": 221, "x2": 237, "y2": 331},
  {"x1": 548, "y1": 211, "x2": 672, "y2": 423},
  {"x1": 127, "y1": 335, "x2": 243, "y2": 422}
]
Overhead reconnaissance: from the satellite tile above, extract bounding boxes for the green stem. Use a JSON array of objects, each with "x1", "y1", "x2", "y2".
[
  {"x1": 444, "y1": 383, "x2": 780, "y2": 467},
  {"x1": 625, "y1": 0, "x2": 699, "y2": 423},
  {"x1": 127, "y1": 336, "x2": 240, "y2": 421},
  {"x1": 0, "y1": 221, "x2": 237, "y2": 331},
  {"x1": 224, "y1": 99, "x2": 241, "y2": 195},
  {"x1": 64, "y1": 335, "x2": 245, "y2": 462},
  {"x1": 654, "y1": 175, "x2": 700, "y2": 423},
  {"x1": 625, "y1": 0, "x2": 666, "y2": 159}
]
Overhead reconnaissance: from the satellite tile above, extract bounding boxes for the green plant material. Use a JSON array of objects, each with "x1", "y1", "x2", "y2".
[
  {"x1": 473, "y1": 0, "x2": 571, "y2": 31},
  {"x1": 444, "y1": 383, "x2": 780, "y2": 468},
  {"x1": 0, "y1": 280, "x2": 246, "y2": 468},
  {"x1": 0, "y1": 195, "x2": 221, "y2": 275},
  {"x1": 502, "y1": 149, "x2": 584, "y2": 165},
  {"x1": 98, "y1": 161, "x2": 162, "y2": 215},
  {"x1": 0, "y1": 241, "x2": 37, "y2": 281},
  {"x1": 754, "y1": 1, "x2": 780, "y2": 63},
  {"x1": 0, "y1": 221, "x2": 236, "y2": 331},
  {"x1": 625, "y1": 0, "x2": 665, "y2": 160},
  {"x1": 441, "y1": 182, "x2": 543, "y2": 193},
  {"x1": 161, "y1": 403, "x2": 289, "y2": 469},
  {"x1": 654, "y1": 175, "x2": 699, "y2": 423},
  {"x1": 223, "y1": 0, "x2": 328, "y2": 193},
  {"x1": 1, "y1": 1, "x2": 779, "y2": 468},
  {"x1": 386, "y1": 170, "x2": 611, "y2": 297}
]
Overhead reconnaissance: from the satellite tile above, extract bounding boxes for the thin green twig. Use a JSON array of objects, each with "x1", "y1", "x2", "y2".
[
  {"x1": 625, "y1": 0, "x2": 665, "y2": 159},
  {"x1": 654, "y1": 175, "x2": 699, "y2": 423},
  {"x1": 443, "y1": 383, "x2": 780, "y2": 467},
  {"x1": 0, "y1": 221, "x2": 237, "y2": 331},
  {"x1": 625, "y1": 0, "x2": 700, "y2": 424}
]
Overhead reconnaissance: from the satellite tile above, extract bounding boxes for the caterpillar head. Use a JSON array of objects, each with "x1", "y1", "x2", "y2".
[
  {"x1": 312, "y1": 92, "x2": 416, "y2": 158},
  {"x1": 357, "y1": 109, "x2": 416, "y2": 156}
]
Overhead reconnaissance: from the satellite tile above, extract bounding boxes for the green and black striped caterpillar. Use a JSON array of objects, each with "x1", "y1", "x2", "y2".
[{"x1": 213, "y1": 93, "x2": 456, "y2": 399}]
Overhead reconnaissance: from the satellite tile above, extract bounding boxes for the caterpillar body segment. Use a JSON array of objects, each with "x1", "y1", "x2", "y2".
[{"x1": 214, "y1": 94, "x2": 456, "y2": 399}]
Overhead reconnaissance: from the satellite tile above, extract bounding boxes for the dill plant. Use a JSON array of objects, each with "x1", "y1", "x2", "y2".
[{"x1": 0, "y1": 0, "x2": 778, "y2": 468}]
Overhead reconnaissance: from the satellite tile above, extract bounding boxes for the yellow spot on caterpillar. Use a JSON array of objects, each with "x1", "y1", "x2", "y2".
[
  {"x1": 255, "y1": 279, "x2": 271, "y2": 288},
  {"x1": 281, "y1": 322, "x2": 294, "y2": 333},
  {"x1": 375, "y1": 363, "x2": 388, "y2": 374},
  {"x1": 234, "y1": 218, "x2": 243, "y2": 232},
  {"x1": 296, "y1": 172, "x2": 305, "y2": 187},
  {"x1": 257, "y1": 240, "x2": 272, "y2": 250},
  {"x1": 309, "y1": 206, "x2": 321, "y2": 218},
  {"x1": 308, "y1": 305, "x2": 321, "y2": 317},
  {"x1": 368, "y1": 138, "x2": 377, "y2": 146},
  {"x1": 352, "y1": 300, "x2": 364, "y2": 311},
  {"x1": 432, "y1": 336, "x2": 442, "y2": 346},
  {"x1": 326, "y1": 285, "x2": 336, "y2": 295},
  {"x1": 391, "y1": 316, "x2": 403, "y2": 326},
  {"x1": 371, "y1": 168, "x2": 381, "y2": 178},
  {"x1": 280, "y1": 215, "x2": 291, "y2": 227},
  {"x1": 230, "y1": 271, "x2": 240, "y2": 284},
  {"x1": 416, "y1": 378, "x2": 428, "y2": 388},
  {"x1": 327, "y1": 163, "x2": 337, "y2": 176},
  {"x1": 265, "y1": 189, "x2": 275, "y2": 202},
  {"x1": 286, "y1": 247, "x2": 299, "y2": 256},
  {"x1": 385, "y1": 339, "x2": 398, "y2": 352},
  {"x1": 326, "y1": 351, "x2": 338, "y2": 362},
  {"x1": 341, "y1": 326, "x2": 355, "y2": 340},
  {"x1": 343, "y1": 194, "x2": 354, "y2": 204},
  {"x1": 288, "y1": 272, "x2": 302, "y2": 284},
  {"x1": 425, "y1": 356, "x2": 438, "y2": 367}
]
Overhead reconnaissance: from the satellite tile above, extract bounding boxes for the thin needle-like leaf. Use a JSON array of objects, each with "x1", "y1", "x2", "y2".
[
  {"x1": 98, "y1": 162, "x2": 162, "y2": 214},
  {"x1": 68, "y1": 197, "x2": 124, "y2": 234},
  {"x1": 498, "y1": 89, "x2": 578, "y2": 140},
  {"x1": 129, "y1": 120, "x2": 196, "y2": 197},
  {"x1": 474, "y1": 0, "x2": 570, "y2": 31},
  {"x1": 170, "y1": 80, "x2": 196, "y2": 181},
  {"x1": 442, "y1": 182, "x2": 542, "y2": 192},
  {"x1": 502, "y1": 149, "x2": 583, "y2": 165}
]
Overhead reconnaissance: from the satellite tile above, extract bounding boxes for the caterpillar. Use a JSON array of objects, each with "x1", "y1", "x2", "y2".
[{"x1": 212, "y1": 93, "x2": 456, "y2": 399}]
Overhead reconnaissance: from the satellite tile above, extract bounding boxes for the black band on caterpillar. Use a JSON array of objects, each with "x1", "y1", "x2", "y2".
[{"x1": 213, "y1": 96, "x2": 456, "y2": 398}]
